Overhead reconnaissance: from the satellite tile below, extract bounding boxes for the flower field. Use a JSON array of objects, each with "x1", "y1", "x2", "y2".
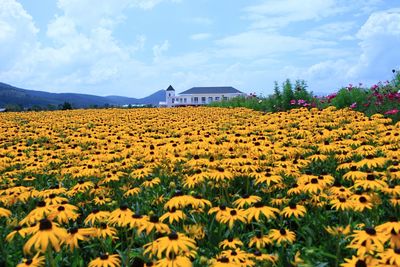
[{"x1": 1, "y1": 107, "x2": 400, "y2": 267}]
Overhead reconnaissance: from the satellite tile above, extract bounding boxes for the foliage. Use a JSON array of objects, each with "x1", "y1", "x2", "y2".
[{"x1": 211, "y1": 70, "x2": 400, "y2": 123}]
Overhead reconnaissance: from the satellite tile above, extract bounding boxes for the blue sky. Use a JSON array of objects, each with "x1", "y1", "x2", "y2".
[{"x1": 0, "y1": 0, "x2": 399, "y2": 97}]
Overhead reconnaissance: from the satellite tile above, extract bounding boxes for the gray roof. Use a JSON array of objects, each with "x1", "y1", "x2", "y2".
[
  {"x1": 166, "y1": 85, "x2": 175, "y2": 91},
  {"x1": 179, "y1": 86, "x2": 242, "y2": 95}
]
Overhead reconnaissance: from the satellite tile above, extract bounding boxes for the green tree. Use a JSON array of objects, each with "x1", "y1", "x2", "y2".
[{"x1": 60, "y1": 102, "x2": 73, "y2": 110}]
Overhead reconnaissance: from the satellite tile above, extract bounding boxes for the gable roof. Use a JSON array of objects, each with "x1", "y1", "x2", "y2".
[
  {"x1": 166, "y1": 85, "x2": 175, "y2": 91},
  {"x1": 179, "y1": 86, "x2": 242, "y2": 95}
]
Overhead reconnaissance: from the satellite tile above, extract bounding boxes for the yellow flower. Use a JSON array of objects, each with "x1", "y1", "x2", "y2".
[
  {"x1": 88, "y1": 253, "x2": 121, "y2": 267},
  {"x1": 23, "y1": 218, "x2": 68, "y2": 254},
  {"x1": 269, "y1": 228, "x2": 296, "y2": 245},
  {"x1": 17, "y1": 252, "x2": 45, "y2": 267}
]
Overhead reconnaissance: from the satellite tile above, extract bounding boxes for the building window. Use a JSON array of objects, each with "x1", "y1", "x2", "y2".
[
  {"x1": 168, "y1": 93, "x2": 171, "y2": 97},
  {"x1": 193, "y1": 97, "x2": 198, "y2": 103},
  {"x1": 208, "y1": 97, "x2": 213, "y2": 103},
  {"x1": 215, "y1": 97, "x2": 220, "y2": 101},
  {"x1": 223, "y1": 96, "x2": 228, "y2": 101},
  {"x1": 172, "y1": 99, "x2": 175, "y2": 103},
  {"x1": 184, "y1": 98, "x2": 187, "y2": 103},
  {"x1": 201, "y1": 97, "x2": 206, "y2": 103}
]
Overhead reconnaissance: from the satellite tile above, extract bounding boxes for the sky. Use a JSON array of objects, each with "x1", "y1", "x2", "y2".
[{"x1": 0, "y1": 0, "x2": 399, "y2": 98}]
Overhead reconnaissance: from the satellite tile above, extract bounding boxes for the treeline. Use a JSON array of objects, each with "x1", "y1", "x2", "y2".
[{"x1": 2, "y1": 102, "x2": 154, "y2": 112}]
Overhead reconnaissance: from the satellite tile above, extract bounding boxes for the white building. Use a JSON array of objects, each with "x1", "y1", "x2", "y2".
[{"x1": 160, "y1": 85, "x2": 246, "y2": 107}]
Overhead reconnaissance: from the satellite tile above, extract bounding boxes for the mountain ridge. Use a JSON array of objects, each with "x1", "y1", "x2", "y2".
[{"x1": 0, "y1": 82, "x2": 165, "y2": 108}]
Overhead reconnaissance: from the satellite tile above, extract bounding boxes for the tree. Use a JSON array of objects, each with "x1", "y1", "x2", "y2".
[{"x1": 60, "y1": 102, "x2": 73, "y2": 110}]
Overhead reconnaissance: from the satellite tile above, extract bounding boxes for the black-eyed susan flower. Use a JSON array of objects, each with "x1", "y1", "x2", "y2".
[
  {"x1": 281, "y1": 203, "x2": 307, "y2": 218},
  {"x1": 269, "y1": 228, "x2": 296, "y2": 245},
  {"x1": 88, "y1": 253, "x2": 121, "y2": 267},
  {"x1": 17, "y1": 252, "x2": 45, "y2": 267},
  {"x1": 84, "y1": 209, "x2": 110, "y2": 225},
  {"x1": 232, "y1": 194, "x2": 261, "y2": 208},
  {"x1": 144, "y1": 232, "x2": 196, "y2": 259},
  {"x1": 138, "y1": 215, "x2": 170, "y2": 235},
  {"x1": 160, "y1": 208, "x2": 186, "y2": 224},
  {"x1": 64, "y1": 227, "x2": 96, "y2": 251},
  {"x1": 348, "y1": 227, "x2": 387, "y2": 256},
  {"x1": 219, "y1": 237, "x2": 243, "y2": 250},
  {"x1": 95, "y1": 223, "x2": 118, "y2": 240},
  {"x1": 325, "y1": 225, "x2": 351, "y2": 236},
  {"x1": 108, "y1": 205, "x2": 133, "y2": 227},
  {"x1": 155, "y1": 255, "x2": 192, "y2": 267},
  {"x1": 218, "y1": 208, "x2": 247, "y2": 229},
  {"x1": 23, "y1": 218, "x2": 67, "y2": 254},
  {"x1": 248, "y1": 232, "x2": 272, "y2": 249},
  {"x1": 244, "y1": 202, "x2": 279, "y2": 222}
]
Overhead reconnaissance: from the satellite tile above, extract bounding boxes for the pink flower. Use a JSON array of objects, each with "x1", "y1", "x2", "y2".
[
  {"x1": 290, "y1": 100, "x2": 296, "y2": 105},
  {"x1": 350, "y1": 102, "x2": 357, "y2": 109},
  {"x1": 297, "y1": 99, "x2": 306, "y2": 105},
  {"x1": 384, "y1": 109, "x2": 399, "y2": 115}
]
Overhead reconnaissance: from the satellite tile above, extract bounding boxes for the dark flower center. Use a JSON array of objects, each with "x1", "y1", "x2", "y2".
[
  {"x1": 168, "y1": 232, "x2": 178, "y2": 240},
  {"x1": 219, "y1": 257, "x2": 229, "y2": 263},
  {"x1": 132, "y1": 213, "x2": 142, "y2": 219},
  {"x1": 69, "y1": 227, "x2": 78, "y2": 234},
  {"x1": 242, "y1": 194, "x2": 249, "y2": 199},
  {"x1": 219, "y1": 204, "x2": 226, "y2": 210},
  {"x1": 254, "y1": 250, "x2": 262, "y2": 256},
  {"x1": 57, "y1": 206, "x2": 65, "y2": 211},
  {"x1": 150, "y1": 215, "x2": 159, "y2": 223},
  {"x1": 100, "y1": 223, "x2": 107, "y2": 229},
  {"x1": 365, "y1": 227, "x2": 376, "y2": 235},
  {"x1": 227, "y1": 237, "x2": 233, "y2": 242},
  {"x1": 14, "y1": 225, "x2": 22, "y2": 231},
  {"x1": 49, "y1": 194, "x2": 56, "y2": 199},
  {"x1": 254, "y1": 202, "x2": 264, "y2": 208},
  {"x1": 311, "y1": 178, "x2": 318, "y2": 184},
  {"x1": 280, "y1": 229, "x2": 287, "y2": 235},
  {"x1": 37, "y1": 201, "x2": 46, "y2": 207},
  {"x1": 366, "y1": 174, "x2": 375, "y2": 181},
  {"x1": 230, "y1": 210, "x2": 237, "y2": 216},
  {"x1": 395, "y1": 248, "x2": 400, "y2": 254},
  {"x1": 289, "y1": 203, "x2": 297, "y2": 209},
  {"x1": 120, "y1": 204, "x2": 128, "y2": 210},
  {"x1": 92, "y1": 209, "x2": 100, "y2": 214},
  {"x1": 39, "y1": 219, "x2": 53, "y2": 231},
  {"x1": 100, "y1": 254, "x2": 109, "y2": 260},
  {"x1": 339, "y1": 197, "x2": 346, "y2": 203},
  {"x1": 355, "y1": 259, "x2": 367, "y2": 267},
  {"x1": 359, "y1": 197, "x2": 367, "y2": 203},
  {"x1": 231, "y1": 250, "x2": 237, "y2": 256},
  {"x1": 256, "y1": 232, "x2": 262, "y2": 238},
  {"x1": 25, "y1": 259, "x2": 33, "y2": 265}
]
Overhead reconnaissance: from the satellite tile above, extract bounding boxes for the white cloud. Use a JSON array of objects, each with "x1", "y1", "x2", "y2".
[
  {"x1": 348, "y1": 8, "x2": 400, "y2": 80},
  {"x1": 0, "y1": 0, "x2": 38, "y2": 71},
  {"x1": 153, "y1": 40, "x2": 170, "y2": 62},
  {"x1": 190, "y1": 33, "x2": 211, "y2": 41},
  {"x1": 244, "y1": 0, "x2": 340, "y2": 30},
  {"x1": 190, "y1": 17, "x2": 213, "y2": 25},
  {"x1": 215, "y1": 31, "x2": 334, "y2": 59},
  {"x1": 305, "y1": 21, "x2": 356, "y2": 39}
]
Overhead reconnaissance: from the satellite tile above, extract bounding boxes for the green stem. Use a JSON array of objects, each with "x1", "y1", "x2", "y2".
[{"x1": 46, "y1": 247, "x2": 57, "y2": 267}]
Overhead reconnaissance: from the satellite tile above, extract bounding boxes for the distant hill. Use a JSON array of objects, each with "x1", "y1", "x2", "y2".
[{"x1": 0, "y1": 82, "x2": 165, "y2": 108}]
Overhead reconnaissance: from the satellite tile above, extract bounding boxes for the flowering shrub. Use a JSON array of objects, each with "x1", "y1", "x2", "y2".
[{"x1": 212, "y1": 70, "x2": 400, "y2": 123}]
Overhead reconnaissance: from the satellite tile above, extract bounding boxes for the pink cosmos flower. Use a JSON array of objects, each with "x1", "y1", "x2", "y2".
[
  {"x1": 290, "y1": 100, "x2": 296, "y2": 105},
  {"x1": 350, "y1": 102, "x2": 357, "y2": 109},
  {"x1": 385, "y1": 109, "x2": 399, "y2": 115}
]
